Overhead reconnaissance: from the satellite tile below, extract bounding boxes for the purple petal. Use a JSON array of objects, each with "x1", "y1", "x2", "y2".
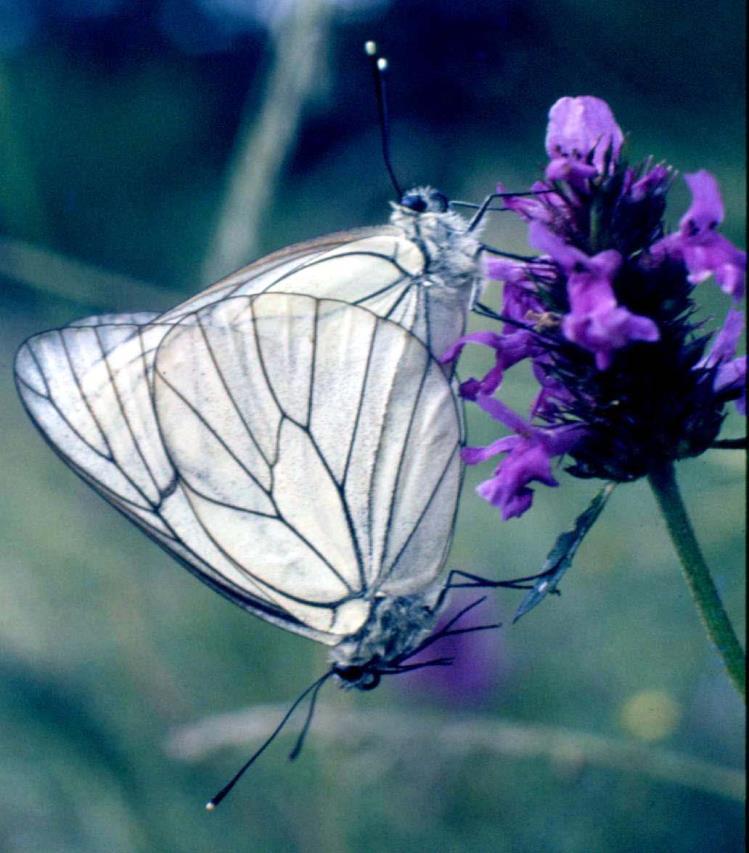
[
  {"x1": 680, "y1": 170, "x2": 725, "y2": 233},
  {"x1": 458, "y1": 378, "x2": 482, "y2": 400},
  {"x1": 462, "y1": 435, "x2": 518, "y2": 464},
  {"x1": 501, "y1": 439, "x2": 559, "y2": 488},
  {"x1": 549, "y1": 244, "x2": 659, "y2": 367},
  {"x1": 485, "y1": 256, "x2": 528, "y2": 283},
  {"x1": 440, "y1": 330, "x2": 505, "y2": 364},
  {"x1": 466, "y1": 413, "x2": 585, "y2": 520},
  {"x1": 630, "y1": 163, "x2": 671, "y2": 202},
  {"x1": 653, "y1": 172, "x2": 747, "y2": 300},
  {"x1": 482, "y1": 361, "x2": 507, "y2": 394},
  {"x1": 528, "y1": 221, "x2": 587, "y2": 269},
  {"x1": 498, "y1": 180, "x2": 555, "y2": 222},
  {"x1": 497, "y1": 487, "x2": 535, "y2": 521},
  {"x1": 545, "y1": 96, "x2": 624, "y2": 174},
  {"x1": 702, "y1": 308, "x2": 744, "y2": 368},
  {"x1": 682, "y1": 233, "x2": 746, "y2": 300},
  {"x1": 477, "y1": 437, "x2": 559, "y2": 520},
  {"x1": 714, "y1": 356, "x2": 746, "y2": 415},
  {"x1": 562, "y1": 304, "x2": 659, "y2": 370},
  {"x1": 545, "y1": 157, "x2": 599, "y2": 186},
  {"x1": 714, "y1": 255, "x2": 747, "y2": 299},
  {"x1": 502, "y1": 279, "x2": 545, "y2": 324},
  {"x1": 544, "y1": 423, "x2": 588, "y2": 456},
  {"x1": 474, "y1": 394, "x2": 530, "y2": 434}
]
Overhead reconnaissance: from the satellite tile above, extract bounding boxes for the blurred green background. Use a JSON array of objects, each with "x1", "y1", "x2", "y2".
[{"x1": 0, "y1": 1, "x2": 745, "y2": 851}]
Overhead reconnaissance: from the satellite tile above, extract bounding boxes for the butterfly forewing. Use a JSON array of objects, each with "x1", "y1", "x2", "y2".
[
  {"x1": 157, "y1": 228, "x2": 462, "y2": 358},
  {"x1": 15, "y1": 313, "x2": 173, "y2": 511}
]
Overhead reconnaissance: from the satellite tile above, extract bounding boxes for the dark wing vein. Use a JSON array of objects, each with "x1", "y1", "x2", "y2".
[
  {"x1": 379, "y1": 442, "x2": 460, "y2": 588},
  {"x1": 178, "y1": 484, "x2": 351, "y2": 608},
  {"x1": 377, "y1": 342, "x2": 432, "y2": 573},
  {"x1": 154, "y1": 364, "x2": 272, "y2": 499},
  {"x1": 92, "y1": 324, "x2": 163, "y2": 497},
  {"x1": 195, "y1": 313, "x2": 273, "y2": 469}
]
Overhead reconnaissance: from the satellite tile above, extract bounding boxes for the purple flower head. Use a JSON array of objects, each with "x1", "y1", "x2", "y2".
[{"x1": 448, "y1": 97, "x2": 745, "y2": 518}]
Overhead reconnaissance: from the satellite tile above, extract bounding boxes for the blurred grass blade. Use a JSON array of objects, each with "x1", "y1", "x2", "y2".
[
  {"x1": 167, "y1": 702, "x2": 746, "y2": 803},
  {"x1": 514, "y1": 483, "x2": 616, "y2": 623},
  {"x1": 0, "y1": 235, "x2": 174, "y2": 312}
]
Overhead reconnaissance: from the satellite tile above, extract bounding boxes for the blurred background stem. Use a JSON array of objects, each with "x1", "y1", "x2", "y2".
[
  {"x1": 202, "y1": 0, "x2": 333, "y2": 283},
  {"x1": 648, "y1": 462, "x2": 746, "y2": 700}
]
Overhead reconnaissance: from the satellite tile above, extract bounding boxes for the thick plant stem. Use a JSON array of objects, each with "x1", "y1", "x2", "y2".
[{"x1": 648, "y1": 463, "x2": 745, "y2": 700}]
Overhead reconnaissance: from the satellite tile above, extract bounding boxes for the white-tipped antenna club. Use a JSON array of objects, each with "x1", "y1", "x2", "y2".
[{"x1": 363, "y1": 40, "x2": 402, "y2": 199}]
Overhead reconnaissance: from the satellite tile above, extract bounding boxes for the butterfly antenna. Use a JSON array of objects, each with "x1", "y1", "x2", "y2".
[
  {"x1": 364, "y1": 41, "x2": 403, "y2": 199},
  {"x1": 206, "y1": 670, "x2": 334, "y2": 811},
  {"x1": 287, "y1": 670, "x2": 329, "y2": 761}
]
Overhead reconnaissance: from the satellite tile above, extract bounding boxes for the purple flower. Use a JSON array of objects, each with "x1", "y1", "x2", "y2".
[
  {"x1": 652, "y1": 171, "x2": 746, "y2": 300},
  {"x1": 441, "y1": 330, "x2": 540, "y2": 400},
  {"x1": 703, "y1": 308, "x2": 744, "y2": 367},
  {"x1": 545, "y1": 96, "x2": 624, "y2": 185},
  {"x1": 462, "y1": 397, "x2": 585, "y2": 520},
  {"x1": 442, "y1": 269, "x2": 544, "y2": 397},
  {"x1": 448, "y1": 97, "x2": 745, "y2": 519},
  {"x1": 701, "y1": 309, "x2": 747, "y2": 413},
  {"x1": 530, "y1": 222, "x2": 659, "y2": 369}
]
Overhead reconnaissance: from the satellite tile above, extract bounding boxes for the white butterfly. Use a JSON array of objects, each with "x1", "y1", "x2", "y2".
[{"x1": 15, "y1": 186, "x2": 491, "y2": 803}]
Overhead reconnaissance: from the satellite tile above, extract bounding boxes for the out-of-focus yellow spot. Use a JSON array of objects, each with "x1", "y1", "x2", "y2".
[{"x1": 618, "y1": 689, "x2": 681, "y2": 742}]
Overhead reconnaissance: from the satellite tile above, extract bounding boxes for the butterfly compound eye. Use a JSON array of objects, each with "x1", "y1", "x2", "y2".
[
  {"x1": 333, "y1": 665, "x2": 381, "y2": 691},
  {"x1": 400, "y1": 192, "x2": 428, "y2": 212},
  {"x1": 400, "y1": 188, "x2": 449, "y2": 213}
]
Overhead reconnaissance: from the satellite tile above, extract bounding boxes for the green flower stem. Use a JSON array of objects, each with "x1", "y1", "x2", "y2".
[{"x1": 648, "y1": 463, "x2": 745, "y2": 700}]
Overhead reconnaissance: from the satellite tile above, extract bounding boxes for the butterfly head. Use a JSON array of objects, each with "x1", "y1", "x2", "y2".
[
  {"x1": 390, "y1": 185, "x2": 482, "y2": 298},
  {"x1": 398, "y1": 187, "x2": 450, "y2": 214},
  {"x1": 329, "y1": 593, "x2": 441, "y2": 690},
  {"x1": 331, "y1": 663, "x2": 382, "y2": 691}
]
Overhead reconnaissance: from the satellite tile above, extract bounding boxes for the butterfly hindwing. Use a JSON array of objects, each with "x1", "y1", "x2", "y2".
[{"x1": 15, "y1": 293, "x2": 463, "y2": 644}]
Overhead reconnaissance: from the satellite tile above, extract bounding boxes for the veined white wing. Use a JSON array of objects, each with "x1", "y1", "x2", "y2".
[
  {"x1": 160, "y1": 193, "x2": 482, "y2": 361},
  {"x1": 15, "y1": 293, "x2": 463, "y2": 645}
]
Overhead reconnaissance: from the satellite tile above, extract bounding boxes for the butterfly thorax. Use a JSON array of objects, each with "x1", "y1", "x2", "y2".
[
  {"x1": 390, "y1": 186, "x2": 482, "y2": 292},
  {"x1": 330, "y1": 593, "x2": 439, "y2": 690}
]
